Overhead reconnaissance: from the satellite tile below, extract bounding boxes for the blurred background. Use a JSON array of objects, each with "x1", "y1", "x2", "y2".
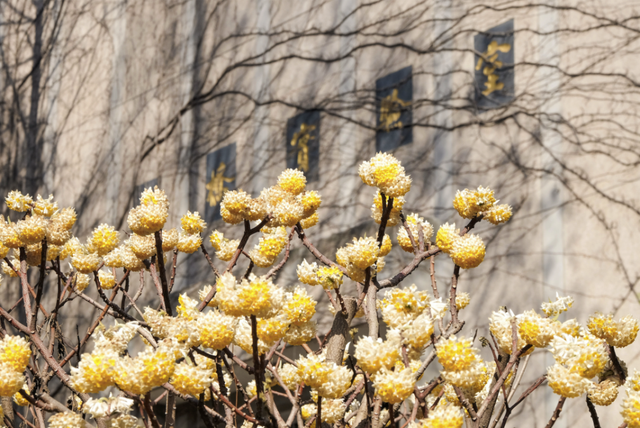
[{"x1": 2, "y1": 0, "x2": 640, "y2": 425}]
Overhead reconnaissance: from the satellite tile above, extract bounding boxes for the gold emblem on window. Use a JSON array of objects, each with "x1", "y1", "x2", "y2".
[
  {"x1": 290, "y1": 123, "x2": 316, "y2": 172},
  {"x1": 475, "y1": 40, "x2": 512, "y2": 96},
  {"x1": 205, "y1": 162, "x2": 234, "y2": 207},
  {"x1": 379, "y1": 88, "x2": 411, "y2": 132}
]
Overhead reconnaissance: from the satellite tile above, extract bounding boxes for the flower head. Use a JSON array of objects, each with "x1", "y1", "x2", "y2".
[
  {"x1": 197, "y1": 310, "x2": 236, "y2": 350},
  {"x1": 140, "y1": 186, "x2": 169, "y2": 209},
  {"x1": 299, "y1": 191, "x2": 321, "y2": 218},
  {"x1": 541, "y1": 293, "x2": 574, "y2": 318},
  {"x1": 436, "y1": 336, "x2": 479, "y2": 372},
  {"x1": 6, "y1": 191, "x2": 33, "y2": 212},
  {"x1": 91, "y1": 224, "x2": 120, "y2": 256},
  {"x1": 588, "y1": 380, "x2": 618, "y2": 406},
  {"x1": 220, "y1": 190, "x2": 251, "y2": 218},
  {"x1": 518, "y1": 310, "x2": 558, "y2": 348},
  {"x1": 70, "y1": 350, "x2": 118, "y2": 393},
  {"x1": 550, "y1": 333, "x2": 608, "y2": 379},
  {"x1": 622, "y1": 389, "x2": 640, "y2": 426},
  {"x1": 547, "y1": 363, "x2": 593, "y2": 398},
  {"x1": 0, "y1": 361, "x2": 24, "y2": 396},
  {"x1": 278, "y1": 169, "x2": 307, "y2": 195},
  {"x1": 33, "y1": 194, "x2": 58, "y2": 217},
  {"x1": 181, "y1": 211, "x2": 206, "y2": 234},
  {"x1": 162, "y1": 228, "x2": 179, "y2": 251},
  {"x1": 297, "y1": 259, "x2": 319, "y2": 285},
  {"x1": 0, "y1": 335, "x2": 31, "y2": 372},
  {"x1": 379, "y1": 284, "x2": 430, "y2": 329},
  {"x1": 450, "y1": 234, "x2": 485, "y2": 269},
  {"x1": 456, "y1": 292, "x2": 471, "y2": 311},
  {"x1": 176, "y1": 232, "x2": 202, "y2": 254},
  {"x1": 97, "y1": 270, "x2": 116, "y2": 290},
  {"x1": 373, "y1": 367, "x2": 415, "y2": 403},
  {"x1": 127, "y1": 233, "x2": 156, "y2": 260},
  {"x1": 588, "y1": 313, "x2": 639, "y2": 348},
  {"x1": 72, "y1": 253, "x2": 101, "y2": 273},
  {"x1": 354, "y1": 330, "x2": 402, "y2": 374},
  {"x1": 316, "y1": 266, "x2": 343, "y2": 290},
  {"x1": 359, "y1": 153, "x2": 412, "y2": 197},
  {"x1": 284, "y1": 321, "x2": 317, "y2": 346},
  {"x1": 127, "y1": 203, "x2": 168, "y2": 235},
  {"x1": 484, "y1": 204, "x2": 512, "y2": 225},
  {"x1": 48, "y1": 412, "x2": 86, "y2": 428},
  {"x1": 16, "y1": 215, "x2": 48, "y2": 245},
  {"x1": 283, "y1": 287, "x2": 317, "y2": 325},
  {"x1": 170, "y1": 361, "x2": 214, "y2": 396},
  {"x1": 218, "y1": 273, "x2": 284, "y2": 318},
  {"x1": 436, "y1": 223, "x2": 458, "y2": 254},
  {"x1": 489, "y1": 310, "x2": 526, "y2": 355}
]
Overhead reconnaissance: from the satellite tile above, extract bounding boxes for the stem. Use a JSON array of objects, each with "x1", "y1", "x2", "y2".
[
  {"x1": 250, "y1": 315, "x2": 264, "y2": 422},
  {"x1": 544, "y1": 397, "x2": 566, "y2": 428},
  {"x1": 586, "y1": 396, "x2": 601, "y2": 428},
  {"x1": 154, "y1": 231, "x2": 172, "y2": 316}
]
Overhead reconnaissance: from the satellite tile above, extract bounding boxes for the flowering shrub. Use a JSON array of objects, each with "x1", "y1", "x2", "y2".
[{"x1": 0, "y1": 153, "x2": 636, "y2": 428}]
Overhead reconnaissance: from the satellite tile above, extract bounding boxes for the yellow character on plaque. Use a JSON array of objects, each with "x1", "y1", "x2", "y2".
[
  {"x1": 290, "y1": 123, "x2": 316, "y2": 172},
  {"x1": 475, "y1": 40, "x2": 512, "y2": 96},
  {"x1": 205, "y1": 162, "x2": 234, "y2": 207},
  {"x1": 379, "y1": 88, "x2": 411, "y2": 132}
]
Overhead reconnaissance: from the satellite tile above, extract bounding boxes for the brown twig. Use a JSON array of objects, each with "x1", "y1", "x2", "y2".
[
  {"x1": 586, "y1": 396, "x2": 601, "y2": 428},
  {"x1": 544, "y1": 397, "x2": 566, "y2": 428}
]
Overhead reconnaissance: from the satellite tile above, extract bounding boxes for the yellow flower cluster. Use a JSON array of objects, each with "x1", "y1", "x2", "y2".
[
  {"x1": 181, "y1": 211, "x2": 206, "y2": 234},
  {"x1": 218, "y1": 273, "x2": 284, "y2": 318},
  {"x1": 70, "y1": 350, "x2": 118, "y2": 393},
  {"x1": 296, "y1": 353, "x2": 352, "y2": 399},
  {"x1": 518, "y1": 310, "x2": 558, "y2": 348},
  {"x1": 0, "y1": 335, "x2": 30, "y2": 397},
  {"x1": 436, "y1": 336, "x2": 479, "y2": 372},
  {"x1": 90, "y1": 224, "x2": 120, "y2": 256},
  {"x1": 453, "y1": 186, "x2": 511, "y2": 224},
  {"x1": 283, "y1": 287, "x2": 317, "y2": 325},
  {"x1": 435, "y1": 223, "x2": 486, "y2": 269},
  {"x1": 114, "y1": 345, "x2": 176, "y2": 395},
  {"x1": 219, "y1": 169, "x2": 321, "y2": 227},
  {"x1": 541, "y1": 293, "x2": 574, "y2": 318},
  {"x1": 335, "y1": 236, "x2": 380, "y2": 281},
  {"x1": 379, "y1": 284, "x2": 430, "y2": 329},
  {"x1": 0, "y1": 335, "x2": 31, "y2": 372},
  {"x1": 359, "y1": 153, "x2": 412, "y2": 197},
  {"x1": 170, "y1": 361, "x2": 214, "y2": 396},
  {"x1": 127, "y1": 233, "x2": 156, "y2": 260},
  {"x1": 257, "y1": 315, "x2": 290, "y2": 343},
  {"x1": 450, "y1": 234, "x2": 485, "y2": 269},
  {"x1": 589, "y1": 379, "x2": 619, "y2": 406},
  {"x1": 48, "y1": 412, "x2": 86, "y2": 428},
  {"x1": 209, "y1": 230, "x2": 239, "y2": 261},
  {"x1": 354, "y1": 330, "x2": 402, "y2": 374},
  {"x1": 408, "y1": 403, "x2": 463, "y2": 428},
  {"x1": 13, "y1": 383, "x2": 29, "y2": 406},
  {"x1": 197, "y1": 310, "x2": 236, "y2": 350},
  {"x1": 127, "y1": 187, "x2": 169, "y2": 235},
  {"x1": 283, "y1": 320, "x2": 317, "y2": 346},
  {"x1": 296, "y1": 259, "x2": 344, "y2": 289},
  {"x1": 372, "y1": 367, "x2": 415, "y2": 404},
  {"x1": 6, "y1": 191, "x2": 34, "y2": 212},
  {"x1": 249, "y1": 226, "x2": 288, "y2": 267},
  {"x1": 588, "y1": 312, "x2": 639, "y2": 348}
]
